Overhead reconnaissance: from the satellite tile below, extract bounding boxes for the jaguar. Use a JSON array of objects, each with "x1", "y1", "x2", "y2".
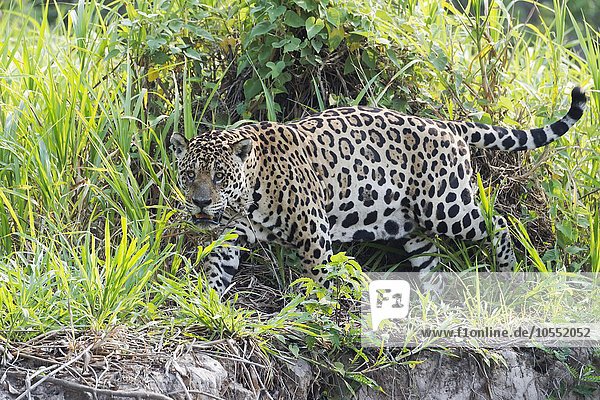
[{"x1": 170, "y1": 87, "x2": 586, "y2": 294}]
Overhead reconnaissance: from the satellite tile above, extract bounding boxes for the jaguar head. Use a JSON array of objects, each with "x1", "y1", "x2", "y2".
[{"x1": 170, "y1": 132, "x2": 253, "y2": 228}]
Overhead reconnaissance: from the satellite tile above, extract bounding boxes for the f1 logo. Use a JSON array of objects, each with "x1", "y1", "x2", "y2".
[{"x1": 369, "y1": 280, "x2": 411, "y2": 331}]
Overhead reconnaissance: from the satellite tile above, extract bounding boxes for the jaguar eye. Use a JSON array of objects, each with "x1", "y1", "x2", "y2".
[
  {"x1": 186, "y1": 171, "x2": 195, "y2": 180},
  {"x1": 214, "y1": 171, "x2": 225, "y2": 182}
]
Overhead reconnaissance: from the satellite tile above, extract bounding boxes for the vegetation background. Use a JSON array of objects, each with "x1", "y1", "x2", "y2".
[{"x1": 0, "y1": 0, "x2": 599, "y2": 397}]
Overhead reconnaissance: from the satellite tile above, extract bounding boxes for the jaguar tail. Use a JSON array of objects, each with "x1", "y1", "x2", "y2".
[{"x1": 452, "y1": 87, "x2": 586, "y2": 151}]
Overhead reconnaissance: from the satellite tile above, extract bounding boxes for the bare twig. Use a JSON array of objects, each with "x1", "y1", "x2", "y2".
[
  {"x1": 167, "y1": 389, "x2": 225, "y2": 400},
  {"x1": 15, "y1": 342, "x2": 95, "y2": 400},
  {"x1": 174, "y1": 372, "x2": 192, "y2": 400},
  {"x1": 582, "y1": 187, "x2": 600, "y2": 199},
  {"x1": 8, "y1": 371, "x2": 173, "y2": 400}
]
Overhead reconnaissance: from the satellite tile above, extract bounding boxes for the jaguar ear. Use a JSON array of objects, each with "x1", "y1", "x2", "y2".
[
  {"x1": 232, "y1": 138, "x2": 253, "y2": 162},
  {"x1": 170, "y1": 133, "x2": 188, "y2": 159}
]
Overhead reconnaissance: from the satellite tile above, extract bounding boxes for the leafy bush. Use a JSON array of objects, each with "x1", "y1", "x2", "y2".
[{"x1": 110, "y1": 0, "x2": 424, "y2": 124}]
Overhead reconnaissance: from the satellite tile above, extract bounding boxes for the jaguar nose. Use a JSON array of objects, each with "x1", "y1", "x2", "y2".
[{"x1": 192, "y1": 197, "x2": 212, "y2": 209}]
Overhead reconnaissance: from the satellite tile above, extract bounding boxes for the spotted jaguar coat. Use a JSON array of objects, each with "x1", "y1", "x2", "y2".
[{"x1": 170, "y1": 87, "x2": 586, "y2": 294}]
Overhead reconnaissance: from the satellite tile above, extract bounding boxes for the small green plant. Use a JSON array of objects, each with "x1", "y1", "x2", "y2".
[
  {"x1": 566, "y1": 362, "x2": 600, "y2": 397},
  {"x1": 288, "y1": 252, "x2": 387, "y2": 395}
]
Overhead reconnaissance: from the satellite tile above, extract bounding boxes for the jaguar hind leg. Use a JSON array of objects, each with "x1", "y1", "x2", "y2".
[
  {"x1": 402, "y1": 236, "x2": 440, "y2": 272},
  {"x1": 489, "y1": 215, "x2": 517, "y2": 271},
  {"x1": 427, "y1": 200, "x2": 517, "y2": 271},
  {"x1": 402, "y1": 236, "x2": 443, "y2": 293}
]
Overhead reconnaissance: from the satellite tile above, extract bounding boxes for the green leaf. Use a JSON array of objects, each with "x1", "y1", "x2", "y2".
[
  {"x1": 283, "y1": 37, "x2": 301, "y2": 52},
  {"x1": 247, "y1": 21, "x2": 275, "y2": 42},
  {"x1": 330, "y1": 252, "x2": 349, "y2": 264},
  {"x1": 557, "y1": 220, "x2": 577, "y2": 243},
  {"x1": 151, "y1": 51, "x2": 169, "y2": 64},
  {"x1": 311, "y1": 38, "x2": 323, "y2": 52},
  {"x1": 268, "y1": 5, "x2": 287, "y2": 21},
  {"x1": 325, "y1": 7, "x2": 344, "y2": 26},
  {"x1": 243, "y1": 79, "x2": 262, "y2": 100},
  {"x1": 296, "y1": 0, "x2": 317, "y2": 11},
  {"x1": 385, "y1": 48, "x2": 401, "y2": 68},
  {"x1": 184, "y1": 24, "x2": 214, "y2": 42},
  {"x1": 565, "y1": 245, "x2": 585, "y2": 255},
  {"x1": 289, "y1": 343, "x2": 300, "y2": 357},
  {"x1": 284, "y1": 10, "x2": 305, "y2": 28},
  {"x1": 347, "y1": 372, "x2": 380, "y2": 389},
  {"x1": 328, "y1": 26, "x2": 345, "y2": 50},
  {"x1": 258, "y1": 46, "x2": 273, "y2": 64},
  {"x1": 343, "y1": 55, "x2": 354, "y2": 74},
  {"x1": 497, "y1": 96, "x2": 515, "y2": 112},
  {"x1": 300, "y1": 44, "x2": 316, "y2": 62},
  {"x1": 542, "y1": 248, "x2": 560, "y2": 263},
  {"x1": 266, "y1": 61, "x2": 286, "y2": 79},
  {"x1": 146, "y1": 37, "x2": 166, "y2": 51},
  {"x1": 333, "y1": 361, "x2": 345, "y2": 374},
  {"x1": 104, "y1": 48, "x2": 120, "y2": 60},
  {"x1": 277, "y1": 72, "x2": 292, "y2": 85},
  {"x1": 375, "y1": 9, "x2": 393, "y2": 23},
  {"x1": 168, "y1": 20, "x2": 183, "y2": 32},
  {"x1": 183, "y1": 48, "x2": 203, "y2": 61},
  {"x1": 272, "y1": 38, "x2": 290, "y2": 49},
  {"x1": 306, "y1": 17, "x2": 324, "y2": 39},
  {"x1": 428, "y1": 45, "x2": 448, "y2": 71},
  {"x1": 361, "y1": 50, "x2": 376, "y2": 69}
]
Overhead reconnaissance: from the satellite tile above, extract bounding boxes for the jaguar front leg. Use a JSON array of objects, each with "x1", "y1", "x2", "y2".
[
  {"x1": 294, "y1": 220, "x2": 334, "y2": 286},
  {"x1": 204, "y1": 244, "x2": 241, "y2": 295}
]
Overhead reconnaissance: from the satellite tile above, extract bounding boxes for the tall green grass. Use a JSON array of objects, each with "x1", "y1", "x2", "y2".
[{"x1": 0, "y1": 1, "x2": 179, "y2": 340}]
